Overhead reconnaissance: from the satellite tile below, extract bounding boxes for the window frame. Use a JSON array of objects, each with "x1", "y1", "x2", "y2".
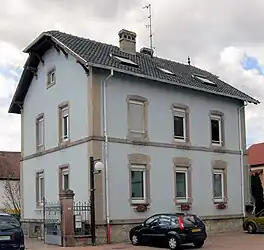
[
  {"x1": 175, "y1": 167, "x2": 189, "y2": 202},
  {"x1": 211, "y1": 114, "x2": 222, "y2": 146},
  {"x1": 36, "y1": 113, "x2": 44, "y2": 150},
  {"x1": 128, "y1": 100, "x2": 145, "y2": 133},
  {"x1": 58, "y1": 102, "x2": 70, "y2": 144},
  {"x1": 213, "y1": 169, "x2": 225, "y2": 202},
  {"x1": 47, "y1": 67, "x2": 56, "y2": 88},
  {"x1": 173, "y1": 108, "x2": 186, "y2": 142},
  {"x1": 130, "y1": 165, "x2": 147, "y2": 204},
  {"x1": 61, "y1": 168, "x2": 69, "y2": 191},
  {"x1": 36, "y1": 171, "x2": 45, "y2": 207}
]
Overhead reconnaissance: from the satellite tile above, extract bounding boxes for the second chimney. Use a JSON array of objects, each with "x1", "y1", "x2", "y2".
[{"x1": 118, "y1": 29, "x2": 137, "y2": 54}]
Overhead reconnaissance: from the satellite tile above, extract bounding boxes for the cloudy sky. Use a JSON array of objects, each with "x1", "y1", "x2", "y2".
[{"x1": 0, "y1": 0, "x2": 263, "y2": 151}]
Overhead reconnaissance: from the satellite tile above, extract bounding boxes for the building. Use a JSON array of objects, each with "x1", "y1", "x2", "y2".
[
  {"x1": 0, "y1": 151, "x2": 20, "y2": 211},
  {"x1": 248, "y1": 142, "x2": 264, "y2": 185},
  {"x1": 9, "y1": 29, "x2": 259, "y2": 243}
]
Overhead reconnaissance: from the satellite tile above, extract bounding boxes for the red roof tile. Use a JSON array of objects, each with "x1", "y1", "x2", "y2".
[
  {"x1": 0, "y1": 151, "x2": 20, "y2": 180},
  {"x1": 248, "y1": 143, "x2": 264, "y2": 166}
]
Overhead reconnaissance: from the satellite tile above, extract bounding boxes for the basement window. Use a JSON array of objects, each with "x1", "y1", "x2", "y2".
[
  {"x1": 157, "y1": 67, "x2": 174, "y2": 75},
  {"x1": 111, "y1": 54, "x2": 138, "y2": 67},
  {"x1": 193, "y1": 74, "x2": 216, "y2": 86}
]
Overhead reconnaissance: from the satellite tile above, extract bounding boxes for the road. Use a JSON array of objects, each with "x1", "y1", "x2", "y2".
[{"x1": 26, "y1": 232, "x2": 264, "y2": 249}]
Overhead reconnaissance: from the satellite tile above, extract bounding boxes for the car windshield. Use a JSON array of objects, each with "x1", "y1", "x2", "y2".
[{"x1": 0, "y1": 215, "x2": 20, "y2": 229}]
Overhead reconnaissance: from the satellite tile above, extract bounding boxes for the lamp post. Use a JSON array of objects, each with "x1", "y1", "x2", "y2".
[{"x1": 90, "y1": 156, "x2": 104, "y2": 246}]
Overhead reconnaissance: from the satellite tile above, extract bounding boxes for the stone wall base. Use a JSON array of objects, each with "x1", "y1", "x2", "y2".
[{"x1": 21, "y1": 220, "x2": 44, "y2": 239}]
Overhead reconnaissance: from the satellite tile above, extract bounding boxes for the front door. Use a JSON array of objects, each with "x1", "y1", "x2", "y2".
[{"x1": 140, "y1": 215, "x2": 160, "y2": 243}]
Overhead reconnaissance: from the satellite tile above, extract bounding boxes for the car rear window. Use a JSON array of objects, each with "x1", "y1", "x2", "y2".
[
  {"x1": 182, "y1": 215, "x2": 203, "y2": 226},
  {"x1": 0, "y1": 215, "x2": 20, "y2": 227}
]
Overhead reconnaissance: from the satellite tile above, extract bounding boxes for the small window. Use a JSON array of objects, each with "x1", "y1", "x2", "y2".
[
  {"x1": 211, "y1": 115, "x2": 222, "y2": 145},
  {"x1": 61, "y1": 168, "x2": 69, "y2": 190},
  {"x1": 36, "y1": 115, "x2": 44, "y2": 148},
  {"x1": 130, "y1": 165, "x2": 146, "y2": 203},
  {"x1": 158, "y1": 67, "x2": 174, "y2": 75},
  {"x1": 193, "y1": 74, "x2": 216, "y2": 86},
  {"x1": 175, "y1": 168, "x2": 188, "y2": 202},
  {"x1": 36, "y1": 172, "x2": 45, "y2": 205},
  {"x1": 47, "y1": 68, "x2": 56, "y2": 87},
  {"x1": 128, "y1": 100, "x2": 145, "y2": 133},
  {"x1": 213, "y1": 169, "x2": 224, "y2": 202},
  {"x1": 173, "y1": 108, "x2": 186, "y2": 141},
  {"x1": 112, "y1": 55, "x2": 138, "y2": 67},
  {"x1": 59, "y1": 105, "x2": 69, "y2": 142}
]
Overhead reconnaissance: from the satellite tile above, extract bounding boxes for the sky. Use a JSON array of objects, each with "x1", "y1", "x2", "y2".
[{"x1": 0, "y1": 0, "x2": 264, "y2": 151}]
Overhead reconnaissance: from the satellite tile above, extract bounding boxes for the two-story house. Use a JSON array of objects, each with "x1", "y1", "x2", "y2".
[{"x1": 9, "y1": 29, "x2": 259, "y2": 243}]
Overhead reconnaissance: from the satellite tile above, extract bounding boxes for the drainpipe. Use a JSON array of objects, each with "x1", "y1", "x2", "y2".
[
  {"x1": 102, "y1": 69, "x2": 114, "y2": 244},
  {"x1": 238, "y1": 101, "x2": 248, "y2": 218}
]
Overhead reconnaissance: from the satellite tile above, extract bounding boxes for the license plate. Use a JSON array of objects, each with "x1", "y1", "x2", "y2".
[
  {"x1": 0, "y1": 236, "x2": 11, "y2": 240},
  {"x1": 192, "y1": 228, "x2": 201, "y2": 233}
]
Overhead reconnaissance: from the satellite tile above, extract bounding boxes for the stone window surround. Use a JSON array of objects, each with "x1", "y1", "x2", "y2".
[
  {"x1": 58, "y1": 101, "x2": 70, "y2": 146},
  {"x1": 171, "y1": 104, "x2": 190, "y2": 146},
  {"x1": 46, "y1": 66, "x2": 56, "y2": 89},
  {"x1": 126, "y1": 95, "x2": 149, "y2": 141},
  {"x1": 211, "y1": 160, "x2": 228, "y2": 204},
  {"x1": 128, "y1": 153, "x2": 151, "y2": 205},
  {"x1": 58, "y1": 164, "x2": 70, "y2": 193},
  {"x1": 209, "y1": 110, "x2": 225, "y2": 148},
  {"x1": 35, "y1": 113, "x2": 45, "y2": 152},
  {"x1": 35, "y1": 169, "x2": 44, "y2": 208},
  {"x1": 173, "y1": 157, "x2": 193, "y2": 205}
]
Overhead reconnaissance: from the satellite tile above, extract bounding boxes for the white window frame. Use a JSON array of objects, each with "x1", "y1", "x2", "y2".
[
  {"x1": 130, "y1": 165, "x2": 147, "y2": 204},
  {"x1": 61, "y1": 106, "x2": 69, "y2": 141},
  {"x1": 38, "y1": 173, "x2": 44, "y2": 205},
  {"x1": 48, "y1": 69, "x2": 55, "y2": 86},
  {"x1": 211, "y1": 115, "x2": 222, "y2": 146},
  {"x1": 213, "y1": 169, "x2": 225, "y2": 202},
  {"x1": 128, "y1": 100, "x2": 145, "y2": 133},
  {"x1": 175, "y1": 167, "x2": 188, "y2": 202},
  {"x1": 36, "y1": 117, "x2": 44, "y2": 147},
  {"x1": 62, "y1": 168, "x2": 69, "y2": 190},
  {"x1": 173, "y1": 108, "x2": 186, "y2": 142}
]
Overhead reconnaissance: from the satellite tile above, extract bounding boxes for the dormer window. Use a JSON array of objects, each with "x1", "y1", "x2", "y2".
[
  {"x1": 157, "y1": 67, "x2": 174, "y2": 75},
  {"x1": 193, "y1": 74, "x2": 216, "y2": 86},
  {"x1": 47, "y1": 67, "x2": 56, "y2": 88},
  {"x1": 111, "y1": 54, "x2": 138, "y2": 67}
]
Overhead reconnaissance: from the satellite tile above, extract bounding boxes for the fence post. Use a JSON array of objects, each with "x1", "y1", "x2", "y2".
[{"x1": 59, "y1": 189, "x2": 75, "y2": 247}]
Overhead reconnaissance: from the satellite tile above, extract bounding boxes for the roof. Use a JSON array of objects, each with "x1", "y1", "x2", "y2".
[
  {"x1": 9, "y1": 30, "x2": 260, "y2": 114},
  {"x1": 0, "y1": 151, "x2": 20, "y2": 180},
  {"x1": 248, "y1": 143, "x2": 264, "y2": 167}
]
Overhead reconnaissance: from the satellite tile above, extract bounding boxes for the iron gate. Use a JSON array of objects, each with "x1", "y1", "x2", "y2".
[{"x1": 43, "y1": 200, "x2": 62, "y2": 246}]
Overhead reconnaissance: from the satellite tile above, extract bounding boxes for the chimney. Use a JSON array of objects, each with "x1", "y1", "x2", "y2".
[
  {"x1": 140, "y1": 47, "x2": 154, "y2": 57},
  {"x1": 118, "y1": 29, "x2": 137, "y2": 54}
]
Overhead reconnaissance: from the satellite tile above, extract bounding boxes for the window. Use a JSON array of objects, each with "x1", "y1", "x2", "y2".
[
  {"x1": 47, "y1": 67, "x2": 56, "y2": 87},
  {"x1": 59, "y1": 104, "x2": 69, "y2": 142},
  {"x1": 128, "y1": 100, "x2": 145, "y2": 133},
  {"x1": 36, "y1": 172, "x2": 45, "y2": 206},
  {"x1": 158, "y1": 215, "x2": 171, "y2": 226},
  {"x1": 193, "y1": 74, "x2": 216, "y2": 86},
  {"x1": 157, "y1": 67, "x2": 174, "y2": 75},
  {"x1": 61, "y1": 168, "x2": 69, "y2": 191},
  {"x1": 213, "y1": 169, "x2": 224, "y2": 202},
  {"x1": 211, "y1": 115, "x2": 222, "y2": 145},
  {"x1": 130, "y1": 165, "x2": 146, "y2": 203},
  {"x1": 145, "y1": 215, "x2": 160, "y2": 225},
  {"x1": 36, "y1": 114, "x2": 44, "y2": 148},
  {"x1": 111, "y1": 54, "x2": 138, "y2": 67},
  {"x1": 173, "y1": 108, "x2": 186, "y2": 141},
  {"x1": 175, "y1": 168, "x2": 188, "y2": 202}
]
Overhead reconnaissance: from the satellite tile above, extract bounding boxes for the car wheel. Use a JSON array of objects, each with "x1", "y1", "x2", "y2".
[
  {"x1": 193, "y1": 240, "x2": 205, "y2": 248},
  {"x1": 168, "y1": 236, "x2": 179, "y2": 250},
  {"x1": 247, "y1": 222, "x2": 257, "y2": 234},
  {"x1": 131, "y1": 234, "x2": 140, "y2": 245}
]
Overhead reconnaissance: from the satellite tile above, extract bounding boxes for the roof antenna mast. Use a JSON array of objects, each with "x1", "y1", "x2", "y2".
[{"x1": 143, "y1": 3, "x2": 154, "y2": 51}]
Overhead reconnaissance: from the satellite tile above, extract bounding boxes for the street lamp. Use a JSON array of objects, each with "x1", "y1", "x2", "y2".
[{"x1": 89, "y1": 156, "x2": 104, "y2": 246}]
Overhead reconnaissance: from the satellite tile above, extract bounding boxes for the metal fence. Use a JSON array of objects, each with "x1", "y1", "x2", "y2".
[{"x1": 73, "y1": 201, "x2": 91, "y2": 236}]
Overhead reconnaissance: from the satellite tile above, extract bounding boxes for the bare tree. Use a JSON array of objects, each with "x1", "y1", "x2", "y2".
[{"x1": 2, "y1": 178, "x2": 21, "y2": 213}]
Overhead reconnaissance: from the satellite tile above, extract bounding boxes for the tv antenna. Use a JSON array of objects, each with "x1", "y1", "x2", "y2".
[{"x1": 143, "y1": 4, "x2": 154, "y2": 51}]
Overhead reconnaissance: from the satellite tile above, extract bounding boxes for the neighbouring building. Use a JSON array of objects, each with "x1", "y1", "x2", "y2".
[
  {"x1": 9, "y1": 29, "x2": 259, "y2": 244},
  {"x1": 0, "y1": 151, "x2": 20, "y2": 211},
  {"x1": 248, "y1": 142, "x2": 264, "y2": 186}
]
